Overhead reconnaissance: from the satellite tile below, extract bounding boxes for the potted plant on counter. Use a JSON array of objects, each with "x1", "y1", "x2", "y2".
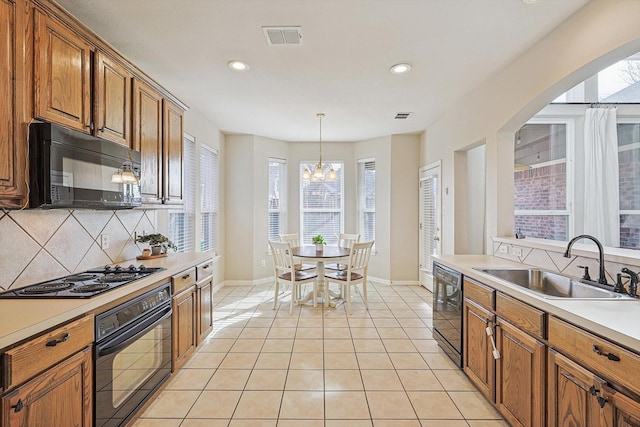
[
  {"x1": 136, "y1": 233, "x2": 178, "y2": 256},
  {"x1": 312, "y1": 234, "x2": 326, "y2": 252}
]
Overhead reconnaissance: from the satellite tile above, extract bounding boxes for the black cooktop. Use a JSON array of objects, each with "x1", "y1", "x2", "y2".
[{"x1": 0, "y1": 265, "x2": 165, "y2": 299}]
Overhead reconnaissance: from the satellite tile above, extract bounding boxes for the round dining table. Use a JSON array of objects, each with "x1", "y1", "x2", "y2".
[{"x1": 291, "y1": 246, "x2": 351, "y2": 307}]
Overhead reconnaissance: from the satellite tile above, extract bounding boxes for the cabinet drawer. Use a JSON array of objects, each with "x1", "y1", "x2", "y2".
[
  {"x1": 172, "y1": 267, "x2": 196, "y2": 294},
  {"x1": 548, "y1": 316, "x2": 640, "y2": 394},
  {"x1": 464, "y1": 278, "x2": 495, "y2": 310},
  {"x1": 196, "y1": 259, "x2": 213, "y2": 281},
  {"x1": 3, "y1": 316, "x2": 94, "y2": 390},
  {"x1": 496, "y1": 292, "x2": 545, "y2": 340}
]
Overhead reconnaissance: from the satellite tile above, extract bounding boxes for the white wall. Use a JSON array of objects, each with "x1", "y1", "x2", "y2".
[
  {"x1": 421, "y1": 0, "x2": 640, "y2": 255},
  {"x1": 223, "y1": 132, "x2": 420, "y2": 284}
]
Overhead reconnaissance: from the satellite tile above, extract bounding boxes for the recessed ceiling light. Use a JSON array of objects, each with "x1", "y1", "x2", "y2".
[
  {"x1": 390, "y1": 63, "x2": 412, "y2": 74},
  {"x1": 228, "y1": 60, "x2": 250, "y2": 72}
]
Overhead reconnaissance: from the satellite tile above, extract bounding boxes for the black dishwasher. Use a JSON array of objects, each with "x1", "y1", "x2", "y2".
[{"x1": 432, "y1": 262, "x2": 463, "y2": 367}]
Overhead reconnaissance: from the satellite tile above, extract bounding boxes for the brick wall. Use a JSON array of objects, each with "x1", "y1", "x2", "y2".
[{"x1": 514, "y1": 163, "x2": 567, "y2": 239}]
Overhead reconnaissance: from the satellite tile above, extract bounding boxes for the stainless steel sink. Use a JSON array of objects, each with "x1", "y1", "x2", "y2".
[{"x1": 474, "y1": 268, "x2": 635, "y2": 300}]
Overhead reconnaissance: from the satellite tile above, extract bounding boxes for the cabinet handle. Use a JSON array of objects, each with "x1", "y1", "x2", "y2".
[
  {"x1": 11, "y1": 399, "x2": 24, "y2": 412},
  {"x1": 588, "y1": 385, "x2": 608, "y2": 408},
  {"x1": 182, "y1": 274, "x2": 190, "y2": 280},
  {"x1": 46, "y1": 333, "x2": 70, "y2": 347},
  {"x1": 203, "y1": 265, "x2": 210, "y2": 269},
  {"x1": 592, "y1": 345, "x2": 620, "y2": 361}
]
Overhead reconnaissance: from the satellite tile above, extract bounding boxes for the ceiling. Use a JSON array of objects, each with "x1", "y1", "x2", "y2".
[{"x1": 55, "y1": 0, "x2": 589, "y2": 142}]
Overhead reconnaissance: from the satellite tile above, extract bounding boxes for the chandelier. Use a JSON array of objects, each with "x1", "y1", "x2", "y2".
[{"x1": 302, "y1": 113, "x2": 337, "y2": 182}]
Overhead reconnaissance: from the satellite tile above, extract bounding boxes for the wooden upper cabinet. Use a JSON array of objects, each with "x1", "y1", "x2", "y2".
[
  {"x1": 33, "y1": 10, "x2": 92, "y2": 133},
  {"x1": 133, "y1": 79, "x2": 163, "y2": 204},
  {"x1": 163, "y1": 99, "x2": 184, "y2": 204},
  {"x1": 0, "y1": 0, "x2": 27, "y2": 208},
  {"x1": 95, "y1": 51, "x2": 132, "y2": 146}
]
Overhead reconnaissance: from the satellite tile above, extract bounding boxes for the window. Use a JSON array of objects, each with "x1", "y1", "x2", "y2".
[
  {"x1": 300, "y1": 162, "x2": 344, "y2": 245},
  {"x1": 268, "y1": 159, "x2": 287, "y2": 242},
  {"x1": 514, "y1": 121, "x2": 572, "y2": 241},
  {"x1": 618, "y1": 121, "x2": 640, "y2": 249},
  {"x1": 169, "y1": 134, "x2": 195, "y2": 252},
  {"x1": 201, "y1": 146, "x2": 218, "y2": 253},
  {"x1": 357, "y1": 159, "x2": 375, "y2": 242}
]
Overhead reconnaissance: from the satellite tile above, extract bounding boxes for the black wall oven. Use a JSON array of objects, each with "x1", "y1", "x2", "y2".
[
  {"x1": 94, "y1": 282, "x2": 172, "y2": 427},
  {"x1": 432, "y1": 262, "x2": 463, "y2": 367}
]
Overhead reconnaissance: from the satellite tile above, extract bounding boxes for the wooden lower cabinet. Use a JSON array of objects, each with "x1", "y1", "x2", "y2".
[
  {"x1": 549, "y1": 349, "x2": 640, "y2": 427},
  {"x1": 495, "y1": 319, "x2": 545, "y2": 427},
  {"x1": 172, "y1": 285, "x2": 197, "y2": 371},
  {"x1": 463, "y1": 299, "x2": 495, "y2": 401},
  {"x1": 1, "y1": 347, "x2": 92, "y2": 427},
  {"x1": 196, "y1": 278, "x2": 213, "y2": 346}
]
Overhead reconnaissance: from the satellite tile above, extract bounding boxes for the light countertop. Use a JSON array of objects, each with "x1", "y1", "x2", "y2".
[
  {"x1": 435, "y1": 255, "x2": 640, "y2": 353},
  {"x1": 0, "y1": 252, "x2": 215, "y2": 350}
]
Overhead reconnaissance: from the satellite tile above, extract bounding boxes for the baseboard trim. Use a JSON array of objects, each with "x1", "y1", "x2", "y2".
[{"x1": 222, "y1": 277, "x2": 274, "y2": 287}]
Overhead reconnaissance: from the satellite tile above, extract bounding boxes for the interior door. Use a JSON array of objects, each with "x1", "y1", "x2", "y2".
[{"x1": 419, "y1": 163, "x2": 441, "y2": 292}]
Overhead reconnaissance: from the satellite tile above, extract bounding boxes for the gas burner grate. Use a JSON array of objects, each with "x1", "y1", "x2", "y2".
[
  {"x1": 71, "y1": 283, "x2": 111, "y2": 293},
  {"x1": 64, "y1": 274, "x2": 98, "y2": 282},
  {"x1": 19, "y1": 282, "x2": 74, "y2": 294},
  {"x1": 97, "y1": 273, "x2": 138, "y2": 283}
]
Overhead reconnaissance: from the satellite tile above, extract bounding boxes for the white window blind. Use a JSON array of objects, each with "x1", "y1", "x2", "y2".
[
  {"x1": 268, "y1": 159, "x2": 287, "y2": 242},
  {"x1": 300, "y1": 162, "x2": 344, "y2": 245},
  {"x1": 358, "y1": 159, "x2": 375, "y2": 242},
  {"x1": 421, "y1": 175, "x2": 438, "y2": 274},
  {"x1": 169, "y1": 134, "x2": 195, "y2": 252},
  {"x1": 201, "y1": 146, "x2": 218, "y2": 253}
]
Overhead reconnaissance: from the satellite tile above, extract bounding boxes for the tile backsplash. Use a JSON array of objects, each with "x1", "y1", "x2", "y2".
[
  {"x1": 491, "y1": 237, "x2": 640, "y2": 285},
  {"x1": 0, "y1": 209, "x2": 156, "y2": 291}
]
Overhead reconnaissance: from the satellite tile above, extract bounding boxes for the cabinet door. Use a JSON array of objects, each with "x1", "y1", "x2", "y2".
[
  {"x1": 1, "y1": 347, "x2": 92, "y2": 427},
  {"x1": 172, "y1": 285, "x2": 196, "y2": 371},
  {"x1": 0, "y1": 0, "x2": 26, "y2": 208},
  {"x1": 463, "y1": 299, "x2": 495, "y2": 401},
  {"x1": 163, "y1": 99, "x2": 184, "y2": 205},
  {"x1": 602, "y1": 385, "x2": 640, "y2": 427},
  {"x1": 197, "y1": 279, "x2": 213, "y2": 346},
  {"x1": 34, "y1": 11, "x2": 92, "y2": 132},
  {"x1": 133, "y1": 79, "x2": 163, "y2": 204},
  {"x1": 95, "y1": 51, "x2": 131, "y2": 146},
  {"x1": 496, "y1": 319, "x2": 545, "y2": 427},
  {"x1": 548, "y1": 349, "x2": 612, "y2": 427}
]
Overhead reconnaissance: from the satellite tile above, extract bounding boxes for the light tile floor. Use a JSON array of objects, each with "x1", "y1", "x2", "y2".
[{"x1": 134, "y1": 282, "x2": 508, "y2": 427}]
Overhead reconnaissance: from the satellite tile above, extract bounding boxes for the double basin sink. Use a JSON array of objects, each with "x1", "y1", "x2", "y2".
[{"x1": 474, "y1": 268, "x2": 635, "y2": 300}]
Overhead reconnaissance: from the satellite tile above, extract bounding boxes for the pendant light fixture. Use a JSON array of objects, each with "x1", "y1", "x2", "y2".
[{"x1": 302, "y1": 113, "x2": 337, "y2": 182}]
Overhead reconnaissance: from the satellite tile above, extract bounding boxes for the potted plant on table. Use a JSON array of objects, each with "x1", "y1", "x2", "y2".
[
  {"x1": 312, "y1": 234, "x2": 326, "y2": 252},
  {"x1": 136, "y1": 233, "x2": 177, "y2": 256}
]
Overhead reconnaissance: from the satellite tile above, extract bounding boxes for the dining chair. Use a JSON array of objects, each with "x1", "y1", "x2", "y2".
[
  {"x1": 269, "y1": 240, "x2": 318, "y2": 314},
  {"x1": 279, "y1": 233, "x2": 315, "y2": 271},
  {"x1": 325, "y1": 240, "x2": 374, "y2": 314},
  {"x1": 325, "y1": 233, "x2": 360, "y2": 272}
]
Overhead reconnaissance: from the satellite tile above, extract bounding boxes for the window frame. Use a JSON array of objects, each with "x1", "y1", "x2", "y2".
[
  {"x1": 268, "y1": 158, "x2": 287, "y2": 243},
  {"x1": 514, "y1": 117, "x2": 575, "y2": 240},
  {"x1": 168, "y1": 133, "x2": 196, "y2": 253},
  {"x1": 357, "y1": 158, "x2": 375, "y2": 244},
  {"x1": 200, "y1": 145, "x2": 219, "y2": 254},
  {"x1": 299, "y1": 160, "x2": 344, "y2": 246}
]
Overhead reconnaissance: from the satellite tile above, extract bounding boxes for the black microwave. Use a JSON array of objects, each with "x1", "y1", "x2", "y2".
[{"x1": 29, "y1": 122, "x2": 142, "y2": 209}]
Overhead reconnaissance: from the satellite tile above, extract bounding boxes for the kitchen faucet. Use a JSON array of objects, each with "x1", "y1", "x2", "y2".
[{"x1": 563, "y1": 235, "x2": 608, "y2": 285}]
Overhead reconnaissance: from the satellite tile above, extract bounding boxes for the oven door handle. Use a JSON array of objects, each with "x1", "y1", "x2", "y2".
[{"x1": 96, "y1": 305, "x2": 172, "y2": 357}]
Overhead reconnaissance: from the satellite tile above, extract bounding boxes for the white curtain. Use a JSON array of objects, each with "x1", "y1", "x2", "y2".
[{"x1": 583, "y1": 108, "x2": 620, "y2": 247}]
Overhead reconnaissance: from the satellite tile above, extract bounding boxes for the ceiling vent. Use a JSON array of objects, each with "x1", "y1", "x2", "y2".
[
  {"x1": 262, "y1": 26, "x2": 303, "y2": 45},
  {"x1": 395, "y1": 112, "x2": 412, "y2": 119}
]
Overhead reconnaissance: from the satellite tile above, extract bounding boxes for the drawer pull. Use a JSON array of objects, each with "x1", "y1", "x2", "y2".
[
  {"x1": 182, "y1": 274, "x2": 190, "y2": 280},
  {"x1": 592, "y1": 345, "x2": 621, "y2": 361},
  {"x1": 46, "y1": 333, "x2": 70, "y2": 347},
  {"x1": 11, "y1": 399, "x2": 24, "y2": 412},
  {"x1": 203, "y1": 265, "x2": 210, "y2": 269}
]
